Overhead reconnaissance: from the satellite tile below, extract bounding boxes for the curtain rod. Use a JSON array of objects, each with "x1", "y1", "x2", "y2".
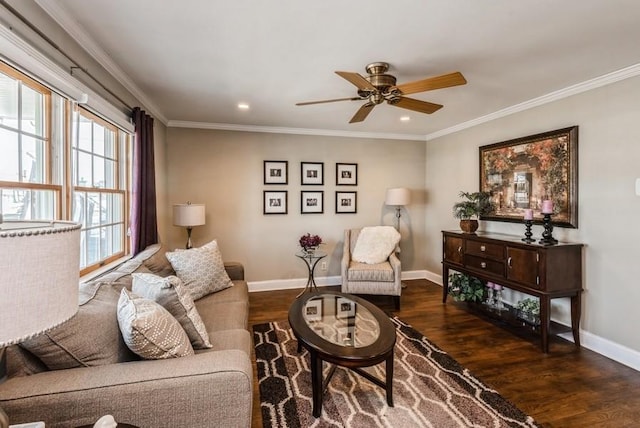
[{"x1": 0, "y1": 0, "x2": 134, "y2": 114}]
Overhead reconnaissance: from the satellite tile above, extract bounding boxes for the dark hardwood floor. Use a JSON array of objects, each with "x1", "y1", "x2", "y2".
[{"x1": 248, "y1": 279, "x2": 640, "y2": 427}]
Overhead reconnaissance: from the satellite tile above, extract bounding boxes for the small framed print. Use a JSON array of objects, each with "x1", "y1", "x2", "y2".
[
  {"x1": 264, "y1": 160, "x2": 288, "y2": 185},
  {"x1": 263, "y1": 191, "x2": 287, "y2": 215},
  {"x1": 301, "y1": 162, "x2": 324, "y2": 185},
  {"x1": 301, "y1": 191, "x2": 323, "y2": 214},
  {"x1": 337, "y1": 326, "x2": 355, "y2": 346},
  {"x1": 304, "y1": 299, "x2": 322, "y2": 322},
  {"x1": 336, "y1": 296, "x2": 356, "y2": 319},
  {"x1": 336, "y1": 163, "x2": 357, "y2": 186},
  {"x1": 335, "y1": 191, "x2": 357, "y2": 214}
]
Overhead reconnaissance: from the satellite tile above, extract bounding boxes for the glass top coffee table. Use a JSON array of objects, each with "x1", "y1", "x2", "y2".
[{"x1": 288, "y1": 291, "x2": 396, "y2": 417}]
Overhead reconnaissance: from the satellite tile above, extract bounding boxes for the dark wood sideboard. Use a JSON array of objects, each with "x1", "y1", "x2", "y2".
[{"x1": 441, "y1": 230, "x2": 583, "y2": 353}]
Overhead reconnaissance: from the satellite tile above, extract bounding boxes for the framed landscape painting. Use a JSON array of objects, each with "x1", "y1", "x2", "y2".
[{"x1": 479, "y1": 126, "x2": 578, "y2": 227}]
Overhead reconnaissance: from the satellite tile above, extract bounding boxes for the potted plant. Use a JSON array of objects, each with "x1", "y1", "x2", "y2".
[
  {"x1": 448, "y1": 272, "x2": 486, "y2": 303},
  {"x1": 452, "y1": 191, "x2": 495, "y2": 233}
]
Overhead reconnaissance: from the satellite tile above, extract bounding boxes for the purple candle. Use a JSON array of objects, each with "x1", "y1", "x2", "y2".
[
  {"x1": 541, "y1": 200, "x2": 553, "y2": 214},
  {"x1": 523, "y1": 209, "x2": 533, "y2": 220}
]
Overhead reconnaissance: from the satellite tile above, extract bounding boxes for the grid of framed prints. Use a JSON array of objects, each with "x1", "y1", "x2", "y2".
[{"x1": 262, "y1": 160, "x2": 358, "y2": 215}]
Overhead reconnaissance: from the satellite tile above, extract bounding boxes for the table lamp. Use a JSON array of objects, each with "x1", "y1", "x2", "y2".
[
  {"x1": 385, "y1": 188, "x2": 411, "y2": 231},
  {"x1": 173, "y1": 202, "x2": 205, "y2": 249},
  {"x1": 0, "y1": 220, "x2": 81, "y2": 428}
]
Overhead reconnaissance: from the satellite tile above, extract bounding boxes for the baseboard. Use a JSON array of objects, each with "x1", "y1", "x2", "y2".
[
  {"x1": 426, "y1": 269, "x2": 640, "y2": 373},
  {"x1": 248, "y1": 270, "x2": 426, "y2": 293}
]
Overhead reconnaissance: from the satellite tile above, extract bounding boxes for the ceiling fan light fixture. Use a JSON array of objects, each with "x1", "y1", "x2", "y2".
[
  {"x1": 400, "y1": 116, "x2": 411, "y2": 122},
  {"x1": 237, "y1": 102, "x2": 250, "y2": 110}
]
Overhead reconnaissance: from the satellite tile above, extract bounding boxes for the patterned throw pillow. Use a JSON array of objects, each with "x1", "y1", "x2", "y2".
[
  {"x1": 117, "y1": 289, "x2": 194, "y2": 359},
  {"x1": 132, "y1": 273, "x2": 212, "y2": 349},
  {"x1": 165, "y1": 240, "x2": 233, "y2": 300}
]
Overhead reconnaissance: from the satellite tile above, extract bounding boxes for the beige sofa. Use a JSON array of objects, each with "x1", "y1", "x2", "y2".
[{"x1": 0, "y1": 244, "x2": 253, "y2": 428}]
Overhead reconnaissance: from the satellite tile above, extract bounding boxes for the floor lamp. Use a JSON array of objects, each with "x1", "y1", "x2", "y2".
[
  {"x1": 385, "y1": 188, "x2": 410, "y2": 289},
  {"x1": 0, "y1": 220, "x2": 81, "y2": 428},
  {"x1": 173, "y1": 202, "x2": 205, "y2": 249}
]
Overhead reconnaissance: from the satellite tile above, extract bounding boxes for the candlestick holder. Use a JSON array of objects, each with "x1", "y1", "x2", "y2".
[
  {"x1": 539, "y1": 213, "x2": 558, "y2": 245},
  {"x1": 522, "y1": 220, "x2": 534, "y2": 243}
]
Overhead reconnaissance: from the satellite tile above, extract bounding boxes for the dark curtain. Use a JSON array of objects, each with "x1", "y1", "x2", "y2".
[{"x1": 130, "y1": 107, "x2": 158, "y2": 255}]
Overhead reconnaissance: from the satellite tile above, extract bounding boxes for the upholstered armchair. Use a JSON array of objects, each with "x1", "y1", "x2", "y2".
[{"x1": 341, "y1": 227, "x2": 402, "y2": 310}]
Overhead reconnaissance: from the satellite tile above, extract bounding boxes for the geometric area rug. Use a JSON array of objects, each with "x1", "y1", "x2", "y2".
[{"x1": 253, "y1": 317, "x2": 541, "y2": 428}]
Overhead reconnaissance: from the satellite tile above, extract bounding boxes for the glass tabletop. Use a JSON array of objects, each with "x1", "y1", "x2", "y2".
[{"x1": 302, "y1": 293, "x2": 380, "y2": 348}]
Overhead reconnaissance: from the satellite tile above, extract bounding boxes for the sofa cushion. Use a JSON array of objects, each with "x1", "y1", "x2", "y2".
[
  {"x1": 165, "y1": 240, "x2": 233, "y2": 300},
  {"x1": 19, "y1": 282, "x2": 138, "y2": 370},
  {"x1": 117, "y1": 289, "x2": 194, "y2": 359},
  {"x1": 196, "y1": 298, "x2": 249, "y2": 333},
  {"x1": 141, "y1": 244, "x2": 175, "y2": 277},
  {"x1": 352, "y1": 226, "x2": 400, "y2": 264},
  {"x1": 132, "y1": 273, "x2": 212, "y2": 349}
]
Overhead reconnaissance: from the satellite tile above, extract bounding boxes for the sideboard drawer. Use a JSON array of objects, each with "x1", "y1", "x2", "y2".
[
  {"x1": 466, "y1": 239, "x2": 504, "y2": 259},
  {"x1": 465, "y1": 254, "x2": 504, "y2": 277}
]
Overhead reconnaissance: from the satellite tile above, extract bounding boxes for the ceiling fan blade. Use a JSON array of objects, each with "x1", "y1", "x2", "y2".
[
  {"x1": 296, "y1": 97, "x2": 361, "y2": 106},
  {"x1": 393, "y1": 71, "x2": 466, "y2": 95},
  {"x1": 391, "y1": 97, "x2": 443, "y2": 114},
  {"x1": 335, "y1": 71, "x2": 376, "y2": 91},
  {"x1": 349, "y1": 102, "x2": 376, "y2": 123}
]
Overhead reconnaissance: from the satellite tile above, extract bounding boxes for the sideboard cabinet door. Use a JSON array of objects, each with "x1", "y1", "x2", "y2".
[
  {"x1": 506, "y1": 246, "x2": 539, "y2": 289},
  {"x1": 443, "y1": 235, "x2": 464, "y2": 266}
]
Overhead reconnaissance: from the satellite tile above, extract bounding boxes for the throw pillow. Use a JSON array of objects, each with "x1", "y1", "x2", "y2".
[
  {"x1": 132, "y1": 273, "x2": 212, "y2": 349},
  {"x1": 352, "y1": 226, "x2": 401, "y2": 264},
  {"x1": 19, "y1": 281, "x2": 138, "y2": 370},
  {"x1": 165, "y1": 239, "x2": 233, "y2": 300},
  {"x1": 117, "y1": 289, "x2": 194, "y2": 359}
]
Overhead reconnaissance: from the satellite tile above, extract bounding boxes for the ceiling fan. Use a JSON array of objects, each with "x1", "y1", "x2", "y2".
[{"x1": 296, "y1": 62, "x2": 467, "y2": 123}]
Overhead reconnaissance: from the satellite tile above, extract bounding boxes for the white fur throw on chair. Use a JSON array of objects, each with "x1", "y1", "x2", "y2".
[{"x1": 352, "y1": 226, "x2": 401, "y2": 264}]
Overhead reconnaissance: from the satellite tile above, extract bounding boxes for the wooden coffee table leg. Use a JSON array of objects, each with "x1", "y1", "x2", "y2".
[
  {"x1": 310, "y1": 350, "x2": 323, "y2": 417},
  {"x1": 385, "y1": 350, "x2": 394, "y2": 407}
]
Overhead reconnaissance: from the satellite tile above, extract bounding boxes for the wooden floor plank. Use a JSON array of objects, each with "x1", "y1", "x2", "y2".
[{"x1": 248, "y1": 279, "x2": 640, "y2": 428}]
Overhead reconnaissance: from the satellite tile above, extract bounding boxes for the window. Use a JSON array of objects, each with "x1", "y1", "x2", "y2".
[
  {"x1": 0, "y1": 62, "x2": 59, "y2": 220},
  {"x1": 0, "y1": 62, "x2": 132, "y2": 275},
  {"x1": 72, "y1": 109, "x2": 129, "y2": 272}
]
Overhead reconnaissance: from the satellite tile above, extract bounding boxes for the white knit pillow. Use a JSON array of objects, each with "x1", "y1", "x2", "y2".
[
  {"x1": 165, "y1": 240, "x2": 233, "y2": 300},
  {"x1": 352, "y1": 226, "x2": 401, "y2": 264},
  {"x1": 117, "y1": 289, "x2": 194, "y2": 359},
  {"x1": 132, "y1": 273, "x2": 212, "y2": 349}
]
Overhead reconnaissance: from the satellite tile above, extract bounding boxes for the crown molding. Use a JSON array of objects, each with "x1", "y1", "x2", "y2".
[
  {"x1": 167, "y1": 120, "x2": 427, "y2": 141},
  {"x1": 426, "y1": 63, "x2": 640, "y2": 141},
  {"x1": 35, "y1": 0, "x2": 167, "y2": 124}
]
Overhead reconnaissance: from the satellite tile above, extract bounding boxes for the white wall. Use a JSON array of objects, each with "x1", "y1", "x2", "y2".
[
  {"x1": 425, "y1": 75, "x2": 640, "y2": 359},
  {"x1": 165, "y1": 129, "x2": 427, "y2": 283}
]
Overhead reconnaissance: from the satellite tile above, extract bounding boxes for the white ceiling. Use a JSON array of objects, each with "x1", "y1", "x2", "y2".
[{"x1": 39, "y1": 0, "x2": 640, "y2": 139}]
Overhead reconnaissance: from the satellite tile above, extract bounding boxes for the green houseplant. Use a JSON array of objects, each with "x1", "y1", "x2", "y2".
[
  {"x1": 452, "y1": 191, "x2": 495, "y2": 233},
  {"x1": 448, "y1": 272, "x2": 486, "y2": 303}
]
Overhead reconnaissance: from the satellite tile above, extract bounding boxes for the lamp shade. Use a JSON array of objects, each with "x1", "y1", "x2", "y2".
[
  {"x1": 385, "y1": 188, "x2": 411, "y2": 206},
  {"x1": 0, "y1": 221, "x2": 81, "y2": 346},
  {"x1": 173, "y1": 203, "x2": 205, "y2": 227}
]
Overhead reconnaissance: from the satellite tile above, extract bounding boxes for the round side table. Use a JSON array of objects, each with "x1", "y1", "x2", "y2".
[{"x1": 295, "y1": 251, "x2": 327, "y2": 297}]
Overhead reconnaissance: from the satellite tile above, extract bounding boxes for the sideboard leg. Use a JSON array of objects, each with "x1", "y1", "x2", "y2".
[
  {"x1": 540, "y1": 296, "x2": 551, "y2": 353},
  {"x1": 571, "y1": 293, "x2": 582, "y2": 348},
  {"x1": 442, "y1": 266, "x2": 449, "y2": 303}
]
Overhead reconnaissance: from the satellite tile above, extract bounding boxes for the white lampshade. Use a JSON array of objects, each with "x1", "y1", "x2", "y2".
[
  {"x1": 173, "y1": 203, "x2": 205, "y2": 227},
  {"x1": 385, "y1": 188, "x2": 411, "y2": 206},
  {"x1": 0, "y1": 221, "x2": 81, "y2": 346}
]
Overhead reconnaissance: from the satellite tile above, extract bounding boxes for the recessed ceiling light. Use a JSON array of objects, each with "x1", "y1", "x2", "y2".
[
  {"x1": 237, "y1": 103, "x2": 250, "y2": 110},
  {"x1": 400, "y1": 116, "x2": 411, "y2": 122}
]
